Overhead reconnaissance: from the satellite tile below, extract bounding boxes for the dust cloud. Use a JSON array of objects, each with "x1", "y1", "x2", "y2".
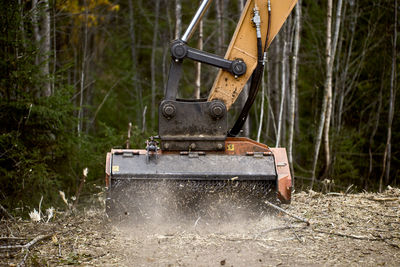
[{"x1": 108, "y1": 180, "x2": 283, "y2": 266}]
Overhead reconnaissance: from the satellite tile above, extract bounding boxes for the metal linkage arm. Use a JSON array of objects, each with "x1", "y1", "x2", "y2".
[{"x1": 171, "y1": 40, "x2": 247, "y2": 77}]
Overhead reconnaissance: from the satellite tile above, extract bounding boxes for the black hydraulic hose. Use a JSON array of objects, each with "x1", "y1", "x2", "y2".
[
  {"x1": 228, "y1": 2, "x2": 272, "y2": 137},
  {"x1": 228, "y1": 37, "x2": 263, "y2": 137}
]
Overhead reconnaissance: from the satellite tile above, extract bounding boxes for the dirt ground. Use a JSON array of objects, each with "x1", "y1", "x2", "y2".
[{"x1": 1, "y1": 187, "x2": 399, "y2": 266}]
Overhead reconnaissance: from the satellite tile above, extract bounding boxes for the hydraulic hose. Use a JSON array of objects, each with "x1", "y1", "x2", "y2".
[{"x1": 228, "y1": 1, "x2": 272, "y2": 137}]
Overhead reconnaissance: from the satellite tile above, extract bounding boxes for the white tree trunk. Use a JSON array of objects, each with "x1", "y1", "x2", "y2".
[
  {"x1": 32, "y1": 0, "x2": 40, "y2": 66},
  {"x1": 216, "y1": 0, "x2": 225, "y2": 54},
  {"x1": 257, "y1": 74, "x2": 265, "y2": 142},
  {"x1": 194, "y1": 16, "x2": 203, "y2": 99},
  {"x1": 288, "y1": 0, "x2": 302, "y2": 176},
  {"x1": 273, "y1": 35, "x2": 281, "y2": 143},
  {"x1": 323, "y1": 0, "x2": 343, "y2": 175},
  {"x1": 311, "y1": 0, "x2": 332, "y2": 187},
  {"x1": 41, "y1": 0, "x2": 51, "y2": 97},
  {"x1": 380, "y1": 0, "x2": 397, "y2": 191},
  {"x1": 175, "y1": 0, "x2": 182, "y2": 39},
  {"x1": 275, "y1": 26, "x2": 288, "y2": 148},
  {"x1": 77, "y1": 1, "x2": 88, "y2": 137}
]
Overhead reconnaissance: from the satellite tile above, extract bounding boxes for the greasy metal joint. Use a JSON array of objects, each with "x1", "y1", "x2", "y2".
[
  {"x1": 171, "y1": 41, "x2": 188, "y2": 60},
  {"x1": 231, "y1": 59, "x2": 247, "y2": 76}
]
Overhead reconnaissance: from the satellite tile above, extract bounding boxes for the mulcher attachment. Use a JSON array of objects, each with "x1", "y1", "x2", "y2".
[{"x1": 105, "y1": 138, "x2": 292, "y2": 222}]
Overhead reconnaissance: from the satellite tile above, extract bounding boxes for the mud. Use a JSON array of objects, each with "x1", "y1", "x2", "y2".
[{"x1": 1, "y1": 188, "x2": 399, "y2": 266}]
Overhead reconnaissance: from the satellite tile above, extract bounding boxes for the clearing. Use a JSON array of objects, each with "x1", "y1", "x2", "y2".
[{"x1": 1, "y1": 188, "x2": 399, "y2": 266}]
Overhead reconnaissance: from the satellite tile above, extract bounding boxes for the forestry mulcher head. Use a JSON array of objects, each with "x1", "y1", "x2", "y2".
[
  {"x1": 105, "y1": 137, "x2": 292, "y2": 221},
  {"x1": 105, "y1": 0, "x2": 296, "y2": 221}
]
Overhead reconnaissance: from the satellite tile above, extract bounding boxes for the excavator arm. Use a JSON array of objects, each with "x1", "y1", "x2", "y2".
[
  {"x1": 164, "y1": 0, "x2": 297, "y2": 138},
  {"x1": 208, "y1": 0, "x2": 298, "y2": 110}
]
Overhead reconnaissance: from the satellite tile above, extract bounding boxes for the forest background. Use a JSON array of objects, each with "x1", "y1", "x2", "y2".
[{"x1": 0, "y1": 0, "x2": 398, "y2": 212}]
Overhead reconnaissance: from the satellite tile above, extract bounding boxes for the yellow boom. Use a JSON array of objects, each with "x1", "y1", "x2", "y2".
[{"x1": 208, "y1": 0, "x2": 298, "y2": 110}]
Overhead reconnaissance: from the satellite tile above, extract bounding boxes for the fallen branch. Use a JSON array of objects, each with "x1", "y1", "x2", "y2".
[
  {"x1": 0, "y1": 234, "x2": 52, "y2": 250},
  {"x1": 18, "y1": 248, "x2": 30, "y2": 267},
  {"x1": 0, "y1": 204, "x2": 15, "y2": 221},
  {"x1": 368, "y1": 196, "x2": 399, "y2": 202},
  {"x1": 326, "y1": 192, "x2": 344, "y2": 196},
  {"x1": 313, "y1": 229, "x2": 379, "y2": 241},
  {"x1": 380, "y1": 237, "x2": 400, "y2": 249},
  {"x1": 264, "y1": 200, "x2": 310, "y2": 226},
  {"x1": 374, "y1": 233, "x2": 400, "y2": 249},
  {"x1": 314, "y1": 229, "x2": 400, "y2": 249},
  {"x1": 216, "y1": 235, "x2": 297, "y2": 243}
]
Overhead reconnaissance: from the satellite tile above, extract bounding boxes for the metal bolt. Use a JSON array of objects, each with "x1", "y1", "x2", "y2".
[
  {"x1": 234, "y1": 64, "x2": 243, "y2": 73},
  {"x1": 174, "y1": 46, "x2": 185, "y2": 57},
  {"x1": 217, "y1": 143, "x2": 223, "y2": 150},
  {"x1": 190, "y1": 143, "x2": 196, "y2": 149},
  {"x1": 164, "y1": 106, "x2": 174, "y2": 116},
  {"x1": 209, "y1": 101, "x2": 226, "y2": 119},
  {"x1": 162, "y1": 103, "x2": 176, "y2": 119},
  {"x1": 212, "y1": 106, "x2": 223, "y2": 117},
  {"x1": 164, "y1": 143, "x2": 169, "y2": 149}
]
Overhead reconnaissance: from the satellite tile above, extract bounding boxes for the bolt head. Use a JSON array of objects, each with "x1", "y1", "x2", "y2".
[
  {"x1": 212, "y1": 106, "x2": 223, "y2": 116},
  {"x1": 162, "y1": 103, "x2": 176, "y2": 119},
  {"x1": 209, "y1": 101, "x2": 226, "y2": 119}
]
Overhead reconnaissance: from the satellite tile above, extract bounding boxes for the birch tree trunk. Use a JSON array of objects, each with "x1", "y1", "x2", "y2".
[
  {"x1": 273, "y1": 35, "x2": 281, "y2": 143},
  {"x1": 311, "y1": 0, "x2": 332, "y2": 187},
  {"x1": 77, "y1": 1, "x2": 89, "y2": 137},
  {"x1": 380, "y1": 0, "x2": 397, "y2": 191},
  {"x1": 276, "y1": 26, "x2": 288, "y2": 147},
  {"x1": 32, "y1": 0, "x2": 40, "y2": 67},
  {"x1": 288, "y1": 0, "x2": 301, "y2": 175},
  {"x1": 257, "y1": 73, "x2": 265, "y2": 142},
  {"x1": 216, "y1": 0, "x2": 225, "y2": 54},
  {"x1": 151, "y1": 0, "x2": 160, "y2": 128},
  {"x1": 194, "y1": 16, "x2": 203, "y2": 99},
  {"x1": 52, "y1": 3, "x2": 56, "y2": 92},
  {"x1": 41, "y1": 0, "x2": 51, "y2": 97},
  {"x1": 367, "y1": 78, "x2": 383, "y2": 189},
  {"x1": 175, "y1": 0, "x2": 182, "y2": 39},
  {"x1": 323, "y1": 0, "x2": 343, "y2": 175}
]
